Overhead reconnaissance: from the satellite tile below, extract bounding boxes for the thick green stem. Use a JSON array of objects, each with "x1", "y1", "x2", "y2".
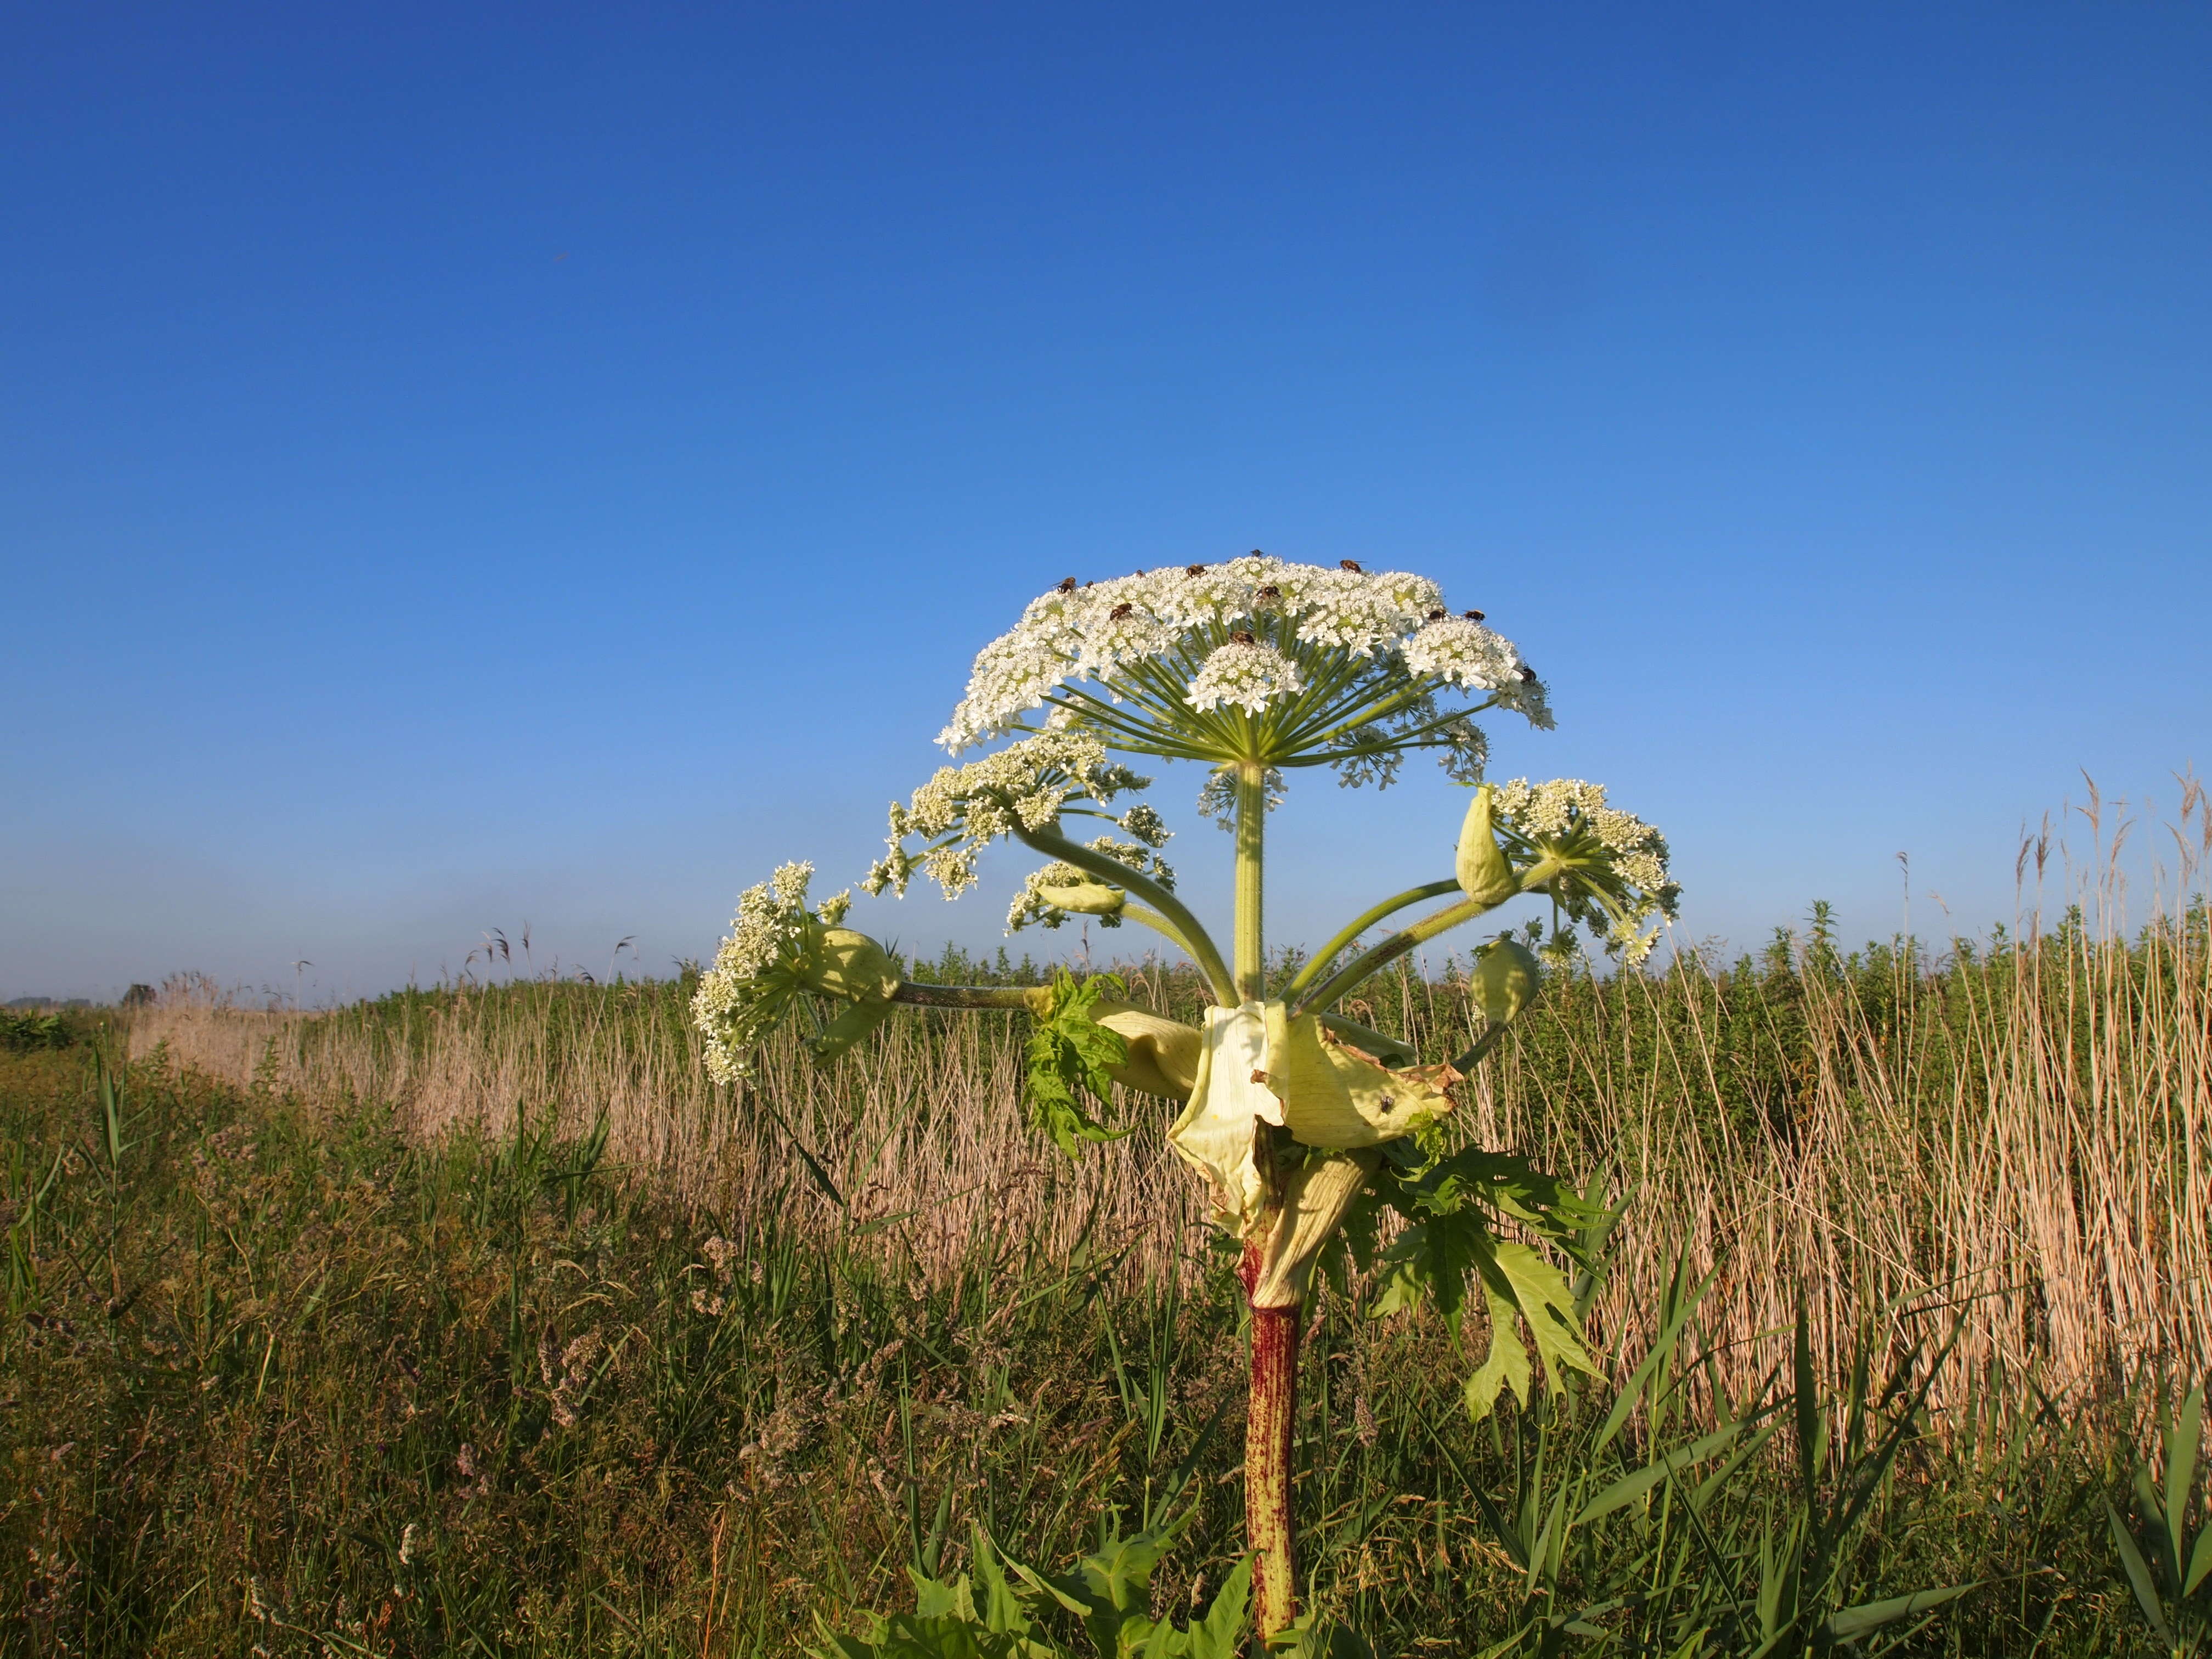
[
  {"x1": 1234, "y1": 762, "x2": 1266, "y2": 1003},
  {"x1": 1119, "y1": 904, "x2": 1204, "y2": 963},
  {"x1": 888, "y1": 983, "x2": 1037, "y2": 1011},
  {"x1": 1010, "y1": 823, "x2": 1237, "y2": 1005},
  {"x1": 1280, "y1": 878, "x2": 1462, "y2": 1003},
  {"x1": 1240, "y1": 1244, "x2": 1300, "y2": 1639},
  {"x1": 1292, "y1": 891, "x2": 1503, "y2": 1017},
  {"x1": 1444, "y1": 1019, "x2": 1514, "y2": 1075}
]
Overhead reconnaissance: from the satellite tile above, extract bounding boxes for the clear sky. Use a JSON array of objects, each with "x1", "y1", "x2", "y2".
[{"x1": 4, "y1": 3, "x2": 2208, "y2": 1004}]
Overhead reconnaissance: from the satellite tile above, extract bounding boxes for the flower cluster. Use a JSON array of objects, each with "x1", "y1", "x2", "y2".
[
  {"x1": 864, "y1": 731, "x2": 1158, "y2": 902},
  {"x1": 692, "y1": 861, "x2": 852, "y2": 1083},
  {"x1": 1006, "y1": 833, "x2": 1177, "y2": 932},
  {"x1": 1185, "y1": 639, "x2": 1304, "y2": 714},
  {"x1": 1195, "y1": 764, "x2": 1285, "y2": 830},
  {"x1": 1492, "y1": 778, "x2": 1679, "y2": 965},
  {"x1": 1324, "y1": 704, "x2": 1497, "y2": 791},
  {"x1": 935, "y1": 556, "x2": 1549, "y2": 769}
]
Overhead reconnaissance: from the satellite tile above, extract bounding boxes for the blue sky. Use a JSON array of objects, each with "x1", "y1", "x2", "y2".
[{"x1": 4, "y1": 3, "x2": 2207, "y2": 1003}]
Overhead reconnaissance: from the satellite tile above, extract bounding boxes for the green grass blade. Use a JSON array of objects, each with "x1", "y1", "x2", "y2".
[
  {"x1": 2108, "y1": 1500, "x2": 2173, "y2": 1641},
  {"x1": 2165, "y1": 1385, "x2": 2203, "y2": 1576},
  {"x1": 1824, "y1": 1582, "x2": 1976, "y2": 1640}
]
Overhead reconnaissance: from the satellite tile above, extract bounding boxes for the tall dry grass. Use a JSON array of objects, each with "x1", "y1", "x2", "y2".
[
  {"x1": 130, "y1": 962, "x2": 1214, "y2": 1284},
  {"x1": 131, "y1": 790, "x2": 2212, "y2": 1427}
]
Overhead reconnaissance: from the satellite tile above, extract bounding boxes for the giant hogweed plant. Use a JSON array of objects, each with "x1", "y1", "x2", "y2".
[{"x1": 693, "y1": 554, "x2": 1677, "y2": 1643}]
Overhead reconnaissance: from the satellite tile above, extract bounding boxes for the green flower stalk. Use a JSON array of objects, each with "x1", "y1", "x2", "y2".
[{"x1": 695, "y1": 554, "x2": 1677, "y2": 1641}]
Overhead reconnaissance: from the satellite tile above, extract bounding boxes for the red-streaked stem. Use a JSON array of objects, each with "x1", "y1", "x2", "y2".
[{"x1": 1240, "y1": 1243, "x2": 1300, "y2": 1638}]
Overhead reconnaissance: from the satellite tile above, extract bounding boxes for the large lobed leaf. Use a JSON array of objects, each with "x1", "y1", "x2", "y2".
[
  {"x1": 1022, "y1": 970, "x2": 1135, "y2": 1157},
  {"x1": 1361, "y1": 1147, "x2": 1605, "y2": 1419}
]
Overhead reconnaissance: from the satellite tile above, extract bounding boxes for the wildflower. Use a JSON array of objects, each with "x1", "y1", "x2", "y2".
[
  {"x1": 1492, "y1": 778, "x2": 1679, "y2": 964},
  {"x1": 1186, "y1": 639, "x2": 1304, "y2": 715},
  {"x1": 866, "y1": 732, "x2": 1155, "y2": 904},
  {"x1": 692, "y1": 862, "x2": 901, "y2": 1081},
  {"x1": 696, "y1": 551, "x2": 1681, "y2": 1644},
  {"x1": 932, "y1": 556, "x2": 1544, "y2": 788}
]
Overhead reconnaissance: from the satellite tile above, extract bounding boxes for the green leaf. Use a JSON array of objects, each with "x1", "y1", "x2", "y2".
[
  {"x1": 2164, "y1": 1386, "x2": 2203, "y2": 1578},
  {"x1": 1186, "y1": 1558, "x2": 1252, "y2": 1659},
  {"x1": 969, "y1": 1533, "x2": 1038, "y2": 1635},
  {"x1": 1463, "y1": 1285, "x2": 1533, "y2": 1421},
  {"x1": 2183, "y1": 1523, "x2": 2211, "y2": 1599},
  {"x1": 2108, "y1": 1501, "x2": 2173, "y2": 1642},
  {"x1": 1575, "y1": 1421, "x2": 1751, "y2": 1525},
  {"x1": 909, "y1": 1567, "x2": 978, "y2": 1621},
  {"x1": 1823, "y1": 1583, "x2": 1976, "y2": 1640},
  {"x1": 1372, "y1": 1206, "x2": 1490, "y2": 1333},
  {"x1": 1478, "y1": 1241, "x2": 1601, "y2": 1392},
  {"x1": 1022, "y1": 970, "x2": 1135, "y2": 1157}
]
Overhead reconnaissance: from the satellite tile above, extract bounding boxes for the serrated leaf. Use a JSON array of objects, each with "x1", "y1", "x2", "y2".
[
  {"x1": 909, "y1": 1566, "x2": 978, "y2": 1620},
  {"x1": 1480, "y1": 1240, "x2": 1600, "y2": 1390},
  {"x1": 1187, "y1": 1558, "x2": 1252, "y2": 1659},
  {"x1": 1464, "y1": 1285, "x2": 1533, "y2": 1421},
  {"x1": 1373, "y1": 1207, "x2": 1493, "y2": 1334},
  {"x1": 1023, "y1": 970, "x2": 1133, "y2": 1157},
  {"x1": 969, "y1": 1532, "x2": 1037, "y2": 1635}
]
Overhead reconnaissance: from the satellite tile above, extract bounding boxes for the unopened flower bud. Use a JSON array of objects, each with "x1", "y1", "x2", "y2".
[
  {"x1": 1455, "y1": 785, "x2": 1517, "y2": 908},
  {"x1": 809, "y1": 928, "x2": 902, "y2": 1005},
  {"x1": 1035, "y1": 882, "x2": 1126, "y2": 916},
  {"x1": 1474, "y1": 938, "x2": 1541, "y2": 1028}
]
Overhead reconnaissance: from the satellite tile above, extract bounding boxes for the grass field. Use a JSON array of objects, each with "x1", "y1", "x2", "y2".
[{"x1": 4, "y1": 834, "x2": 2209, "y2": 1654}]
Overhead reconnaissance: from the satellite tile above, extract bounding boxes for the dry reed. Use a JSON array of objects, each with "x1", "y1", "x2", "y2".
[{"x1": 130, "y1": 793, "x2": 2212, "y2": 1430}]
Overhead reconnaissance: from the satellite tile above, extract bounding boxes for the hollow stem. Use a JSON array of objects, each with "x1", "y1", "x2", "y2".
[
  {"x1": 1280, "y1": 878, "x2": 1461, "y2": 1003},
  {"x1": 1292, "y1": 890, "x2": 1503, "y2": 1017},
  {"x1": 1240, "y1": 1244, "x2": 1300, "y2": 1639},
  {"x1": 1444, "y1": 1019, "x2": 1514, "y2": 1075},
  {"x1": 1235, "y1": 761, "x2": 1266, "y2": 1003},
  {"x1": 1012, "y1": 823, "x2": 1238, "y2": 1006},
  {"x1": 1119, "y1": 904, "x2": 1205, "y2": 964}
]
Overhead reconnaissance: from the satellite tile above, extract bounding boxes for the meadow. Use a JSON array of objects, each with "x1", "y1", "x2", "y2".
[{"x1": 3, "y1": 822, "x2": 2209, "y2": 1656}]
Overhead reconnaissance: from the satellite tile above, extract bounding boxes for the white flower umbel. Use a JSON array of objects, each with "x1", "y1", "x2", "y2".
[
  {"x1": 693, "y1": 862, "x2": 861, "y2": 1082},
  {"x1": 1493, "y1": 777, "x2": 1679, "y2": 965},
  {"x1": 1186, "y1": 639, "x2": 1304, "y2": 715},
  {"x1": 691, "y1": 551, "x2": 1682, "y2": 1646},
  {"x1": 933, "y1": 555, "x2": 1549, "y2": 788},
  {"x1": 864, "y1": 731, "x2": 1153, "y2": 901}
]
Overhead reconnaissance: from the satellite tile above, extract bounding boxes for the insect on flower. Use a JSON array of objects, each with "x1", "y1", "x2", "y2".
[
  {"x1": 1109, "y1": 602, "x2": 1135, "y2": 620},
  {"x1": 1185, "y1": 563, "x2": 1207, "y2": 576},
  {"x1": 1339, "y1": 559, "x2": 1363, "y2": 572},
  {"x1": 1229, "y1": 629, "x2": 1256, "y2": 645},
  {"x1": 1057, "y1": 577, "x2": 1077, "y2": 592},
  {"x1": 1464, "y1": 608, "x2": 1485, "y2": 622}
]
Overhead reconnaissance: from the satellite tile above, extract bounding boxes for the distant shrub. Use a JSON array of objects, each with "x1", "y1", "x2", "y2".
[{"x1": 0, "y1": 1011, "x2": 73, "y2": 1052}]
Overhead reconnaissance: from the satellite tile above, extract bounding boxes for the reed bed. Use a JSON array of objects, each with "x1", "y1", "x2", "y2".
[{"x1": 128, "y1": 804, "x2": 2212, "y2": 1433}]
